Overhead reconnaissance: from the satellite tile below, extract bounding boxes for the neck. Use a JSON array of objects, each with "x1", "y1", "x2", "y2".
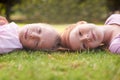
[
  {"x1": 102, "y1": 25, "x2": 114, "y2": 45},
  {"x1": 102, "y1": 25, "x2": 120, "y2": 46}
]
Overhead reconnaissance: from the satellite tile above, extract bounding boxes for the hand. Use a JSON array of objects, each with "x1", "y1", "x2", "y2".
[{"x1": 0, "y1": 16, "x2": 8, "y2": 26}]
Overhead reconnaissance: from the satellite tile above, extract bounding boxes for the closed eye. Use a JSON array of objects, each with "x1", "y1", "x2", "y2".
[
  {"x1": 79, "y1": 31, "x2": 82, "y2": 36},
  {"x1": 38, "y1": 29, "x2": 41, "y2": 34}
]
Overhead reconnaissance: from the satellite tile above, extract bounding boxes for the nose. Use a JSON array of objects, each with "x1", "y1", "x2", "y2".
[
  {"x1": 80, "y1": 34, "x2": 90, "y2": 41},
  {"x1": 29, "y1": 32, "x2": 40, "y2": 39}
]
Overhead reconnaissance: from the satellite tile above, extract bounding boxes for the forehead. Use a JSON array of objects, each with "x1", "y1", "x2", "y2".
[
  {"x1": 70, "y1": 23, "x2": 93, "y2": 34},
  {"x1": 36, "y1": 35, "x2": 58, "y2": 50}
]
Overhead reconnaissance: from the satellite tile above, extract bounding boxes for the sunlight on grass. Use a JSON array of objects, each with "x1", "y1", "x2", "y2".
[
  {"x1": 17, "y1": 23, "x2": 26, "y2": 27},
  {"x1": 0, "y1": 50, "x2": 120, "y2": 80},
  {"x1": 52, "y1": 24, "x2": 69, "y2": 33}
]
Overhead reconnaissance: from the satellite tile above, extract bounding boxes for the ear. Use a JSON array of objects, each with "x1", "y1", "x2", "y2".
[{"x1": 76, "y1": 21, "x2": 87, "y2": 25}]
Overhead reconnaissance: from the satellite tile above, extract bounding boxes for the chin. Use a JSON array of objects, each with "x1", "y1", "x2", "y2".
[{"x1": 90, "y1": 44, "x2": 100, "y2": 49}]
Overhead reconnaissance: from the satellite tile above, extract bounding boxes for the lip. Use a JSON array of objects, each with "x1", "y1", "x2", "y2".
[{"x1": 91, "y1": 31, "x2": 96, "y2": 41}]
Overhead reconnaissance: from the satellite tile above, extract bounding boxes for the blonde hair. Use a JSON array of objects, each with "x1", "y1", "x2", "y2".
[{"x1": 61, "y1": 24, "x2": 77, "y2": 49}]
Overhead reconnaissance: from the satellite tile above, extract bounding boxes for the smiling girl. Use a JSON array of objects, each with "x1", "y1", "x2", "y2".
[
  {"x1": 61, "y1": 14, "x2": 120, "y2": 54},
  {"x1": 0, "y1": 16, "x2": 60, "y2": 54}
]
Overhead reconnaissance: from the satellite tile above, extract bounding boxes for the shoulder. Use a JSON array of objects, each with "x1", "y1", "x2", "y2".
[
  {"x1": 9, "y1": 22, "x2": 19, "y2": 28},
  {"x1": 110, "y1": 14, "x2": 120, "y2": 17},
  {"x1": 105, "y1": 14, "x2": 120, "y2": 25},
  {"x1": 107, "y1": 14, "x2": 120, "y2": 19},
  {"x1": 0, "y1": 22, "x2": 18, "y2": 28},
  {"x1": 109, "y1": 34, "x2": 120, "y2": 54}
]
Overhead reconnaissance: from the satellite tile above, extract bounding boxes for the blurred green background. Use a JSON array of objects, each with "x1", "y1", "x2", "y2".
[{"x1": 0, "y1": 0, "x2": 120, "y2": 24}]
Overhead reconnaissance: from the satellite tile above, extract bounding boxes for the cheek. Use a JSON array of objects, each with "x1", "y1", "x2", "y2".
[
  {"x1": 95, "y1": 28, "x2": 104, "y2": 40},
  {"x1": 22, "y1": 39, "x2": 33, "y2": 48},
  {"x1": 88, "y1": 41, "x2": 101, "y2": 49}
]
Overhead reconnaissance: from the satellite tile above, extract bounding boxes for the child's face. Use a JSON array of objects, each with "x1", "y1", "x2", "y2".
[
  {"x1": 69, "y1": 23, "x2": 104, "y2": 50},
  {"x1": 19, "y1": 23, "x2": 59, "y2": 50}
]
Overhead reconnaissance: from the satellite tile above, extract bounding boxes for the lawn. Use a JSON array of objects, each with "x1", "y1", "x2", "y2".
[{"x1": 0, "y1": 24, "x2": 120, "y2": 80}]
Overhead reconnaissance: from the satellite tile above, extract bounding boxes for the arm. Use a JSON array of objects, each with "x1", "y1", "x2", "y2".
[
  {"x1": 109, "y1": 37, "x2": 120, "y2": 54},
  {"x1": 105, "y1": 14, "x2": 120, "y2": 25},
  {"x1": 0, "y1": 16, "x2": 8, "y2": 26}
]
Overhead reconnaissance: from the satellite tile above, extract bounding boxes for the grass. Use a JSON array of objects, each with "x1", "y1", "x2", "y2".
[{"x1": 0, "y1": 24, "x2": 120, "y2": 80}]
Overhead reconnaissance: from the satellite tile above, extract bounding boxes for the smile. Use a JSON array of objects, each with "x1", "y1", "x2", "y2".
[{"x1": 91, "y1": 31, "x2": 96, "y2": 41}]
